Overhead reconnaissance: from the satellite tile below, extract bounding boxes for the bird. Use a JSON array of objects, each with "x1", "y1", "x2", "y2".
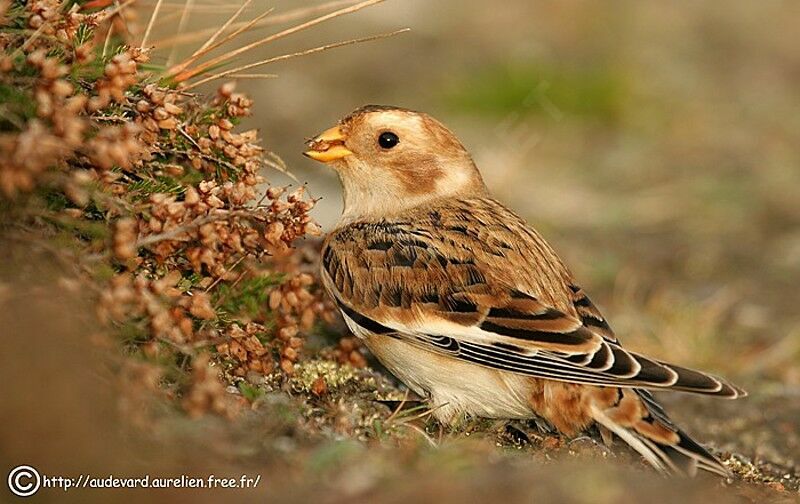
[{"x1": 304, "y1": 105, "x2": 745, "y2": 477}]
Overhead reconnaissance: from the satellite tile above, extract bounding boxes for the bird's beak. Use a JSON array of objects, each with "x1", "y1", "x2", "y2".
[{"x1": 304, "y1": 125, "x2": 353, "y2": 163}]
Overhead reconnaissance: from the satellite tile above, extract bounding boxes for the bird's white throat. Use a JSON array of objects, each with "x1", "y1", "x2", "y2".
[{"x1": 336, "y1": 157, "x2": 484, "y2": 226}]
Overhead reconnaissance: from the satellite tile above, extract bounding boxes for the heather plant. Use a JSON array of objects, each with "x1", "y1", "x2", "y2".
[{"x1": 0, "y1": 0, "x2": 399, "y2": 419}]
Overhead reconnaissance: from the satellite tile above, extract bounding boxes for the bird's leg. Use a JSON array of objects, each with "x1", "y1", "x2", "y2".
[
  {"x1": 527, "y1": 415, "x2": 557, "y2": 436},
  {"x1": 502, "y1": 421, "x2": 533, "y2": 447}
]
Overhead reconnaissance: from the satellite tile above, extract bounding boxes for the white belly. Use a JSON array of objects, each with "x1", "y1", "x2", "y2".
[{"x1": 362, "y1": 333, "x2": 535, "y2": 424}]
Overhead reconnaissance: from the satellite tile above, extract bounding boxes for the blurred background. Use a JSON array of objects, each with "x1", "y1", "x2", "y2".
[{"x1": 163, "y1": 0, "x2": 800, "y2": 385}]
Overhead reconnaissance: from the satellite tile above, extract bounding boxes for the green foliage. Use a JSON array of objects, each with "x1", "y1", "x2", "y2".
[
  {"x1": 0, "y1": 82, "x2": 37, "y2": 129},
  {"x1": 4, "y1": 2, "x2": 29, "y2": 30},
  {"x1": 237, "y1": 381, "x2": 264, "y2": 401},
  {"x1": 42, "y1": 187, "x2": 71, "y2": 212},
  {"x1": 118, "y1": 319, "x2": 151, "y2": 346},
  {"x1": 42, "y1": 211, "x2": 109, "y2": 241},
  {"x1": 178, "y1": 272, "x2": 204, "y2": 291},
  {"x1": 73, "y1": 24, "x2": 94, "y2": 47},
  {"x1": 127, "y1": 175, "x2": 186, "y2": 201},
  {"x1": 215, "y1": 274, "x2": 285, "y2": 321}
]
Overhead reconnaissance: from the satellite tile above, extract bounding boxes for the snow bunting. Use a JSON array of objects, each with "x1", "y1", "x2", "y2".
[{"x1": 304, "y1": 105, "x2": 745, "y2": 476}]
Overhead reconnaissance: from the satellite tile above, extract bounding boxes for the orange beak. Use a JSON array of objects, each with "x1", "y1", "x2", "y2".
[{"x1": 303, "y1": 125, "x2": 353, "y2": 163}]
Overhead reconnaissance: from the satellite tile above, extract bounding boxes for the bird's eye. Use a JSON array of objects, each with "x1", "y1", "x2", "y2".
[{"x1": 378, "y1": 131, "x2": 399, "y2": 149}]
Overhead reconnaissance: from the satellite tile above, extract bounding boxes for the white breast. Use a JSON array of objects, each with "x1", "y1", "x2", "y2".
[{"x1": 360, "y1": 332, "x2": 536, "y2": 424}]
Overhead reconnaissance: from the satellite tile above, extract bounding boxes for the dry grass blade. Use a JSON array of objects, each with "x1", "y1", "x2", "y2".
[
  {"x1": 263, "y1": 152, "x2": 297, "y2": 181},
  {"x1": 151, "y1": 0, "x2": 359, "y2": 48},
  {"x1": 189, "y1": 0, "x2": 252, "y2": 59},
  {"x1": 108, "y1": 0, "x2": 134, "y2": 36},
  {"x1": 101, "y1": 22, "x2": 114, "y2": 57},
  {"x1": 140, "y1": 1, "x2": 254, "y2": 12},
  {"x1": 182, "y1": 28, "x2": 409, "y2": 89},
  {"x1": 167, "y1": 0, "x2": 259, "y2": 76},
  {"x1": 381, "y1": 402, "x2": 444, "y2": 448},
  {"x1": 166, "y1": 0, "x2": 195, "y2": 67},
  {"x1": 150, "y1": 8, "x2": 182, "y2": 27},
  {"x1": 171, "y1": 7, "x2": 276, "y2": 76},
  {"x1": 394, "y1": 404, "x2": 440, "y2": 424},
  {"x1": 225, "y1": 73, "x2": 278, "y2": 79},
  {"x1": 15, "y1": 23, "x2": 46, "y2": 56},
  {"x1": 258, "y1": 0, "x2": 360, "y2": 25},
  {"x1": 140, "y1": 0, "x2": 165, "y2": 48},
  {"x1": 99, "y1": 0, "x2": 136, "y2": 20},
  {"x1": 405, "y1": 423, "x2": 438, "y2": 448},
  {"x1": 384, "y1": 389, "x2": 411, "y2": 423},
  {"x1": 171, "y1": 0, "x2": 387, "y2": 82}
]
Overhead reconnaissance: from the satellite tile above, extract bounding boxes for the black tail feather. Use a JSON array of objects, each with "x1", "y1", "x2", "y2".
[{"x1": 591, "y1": 388, "x2": 730, "y2": 477}]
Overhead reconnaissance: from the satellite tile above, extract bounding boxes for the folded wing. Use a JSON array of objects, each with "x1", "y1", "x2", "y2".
[{"x1": 322, "y1": 198, "x2": 745, "y2": 398}]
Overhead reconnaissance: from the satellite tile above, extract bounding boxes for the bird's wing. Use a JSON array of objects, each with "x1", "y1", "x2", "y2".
[{"x1": 322, "y1": 198, "x2": 743, "y2": 397}]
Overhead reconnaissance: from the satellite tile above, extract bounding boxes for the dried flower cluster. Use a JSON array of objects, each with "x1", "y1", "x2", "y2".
[
  {"x1": 1, "y1": 1, "x2": 341, "y2": 420},
  {"x1": 89, "y1": 49, "x2": 149, "y2": 112},
  {"x1": 182, "y1": 353, "x2": 241, "y2": 419},
  {"x1": 331, "y1": 336, "x2": 368, "y2": 369},
  {"x1": 216, "y1": 322, "x2": 276, "y2": 377}
]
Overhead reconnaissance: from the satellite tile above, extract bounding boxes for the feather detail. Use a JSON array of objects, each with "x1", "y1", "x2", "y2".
[
  {"x1": 321, "y1": 198, "x2": 744, "y2": 398},
  {"x1": 590, "y1": 389, "x2": 730, "y2": 477},
  {"x1": 332, "y1": 291, "x2": 743, "y2": 396}
]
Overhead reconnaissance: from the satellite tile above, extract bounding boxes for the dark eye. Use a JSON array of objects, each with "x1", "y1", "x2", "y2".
[{"x1": 378, "y1": 131, "x2": 399, "y2": 149}]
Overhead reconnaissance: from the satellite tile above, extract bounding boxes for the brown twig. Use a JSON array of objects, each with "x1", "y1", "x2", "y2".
[
  {"x1": 176, "y1": 125, "x2": 202, "y2": 151},
  {"x1": 204, "y1": 255, "x2": 246, "y2": 293},
  {"x1": 134, "y1": 209, "x2": 266, "y2": 248},
  {"x1": 160, "y1": 148, "x2": 241, "y2": 176}
]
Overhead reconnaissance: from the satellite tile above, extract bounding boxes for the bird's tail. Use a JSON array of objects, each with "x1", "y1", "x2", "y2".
[{"x1": 590, "y1": 388, "x2": 730, "y2": 477}]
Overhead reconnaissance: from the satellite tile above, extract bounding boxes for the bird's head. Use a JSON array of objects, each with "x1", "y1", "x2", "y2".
[{"x1": 305, "y1": 105, "x2": 486, "y2": 222}]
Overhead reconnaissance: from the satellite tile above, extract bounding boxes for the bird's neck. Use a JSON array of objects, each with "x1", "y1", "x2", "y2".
[{"x1": 336, "y1": 161, "x2": 487, "y2": 226}]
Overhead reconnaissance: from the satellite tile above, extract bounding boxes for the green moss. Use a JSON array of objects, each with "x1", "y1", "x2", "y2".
[
  {"x1": 290, "y1": 359, "x2": 359, "y2": 393},
  {"x1": 237, "y1": 381, "x2": 264, "y2": 401}
]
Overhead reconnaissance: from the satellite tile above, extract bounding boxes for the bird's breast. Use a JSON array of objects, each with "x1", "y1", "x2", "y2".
[{"x1": 362, "y1": 333, "x2": 536, "y2": 423}]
